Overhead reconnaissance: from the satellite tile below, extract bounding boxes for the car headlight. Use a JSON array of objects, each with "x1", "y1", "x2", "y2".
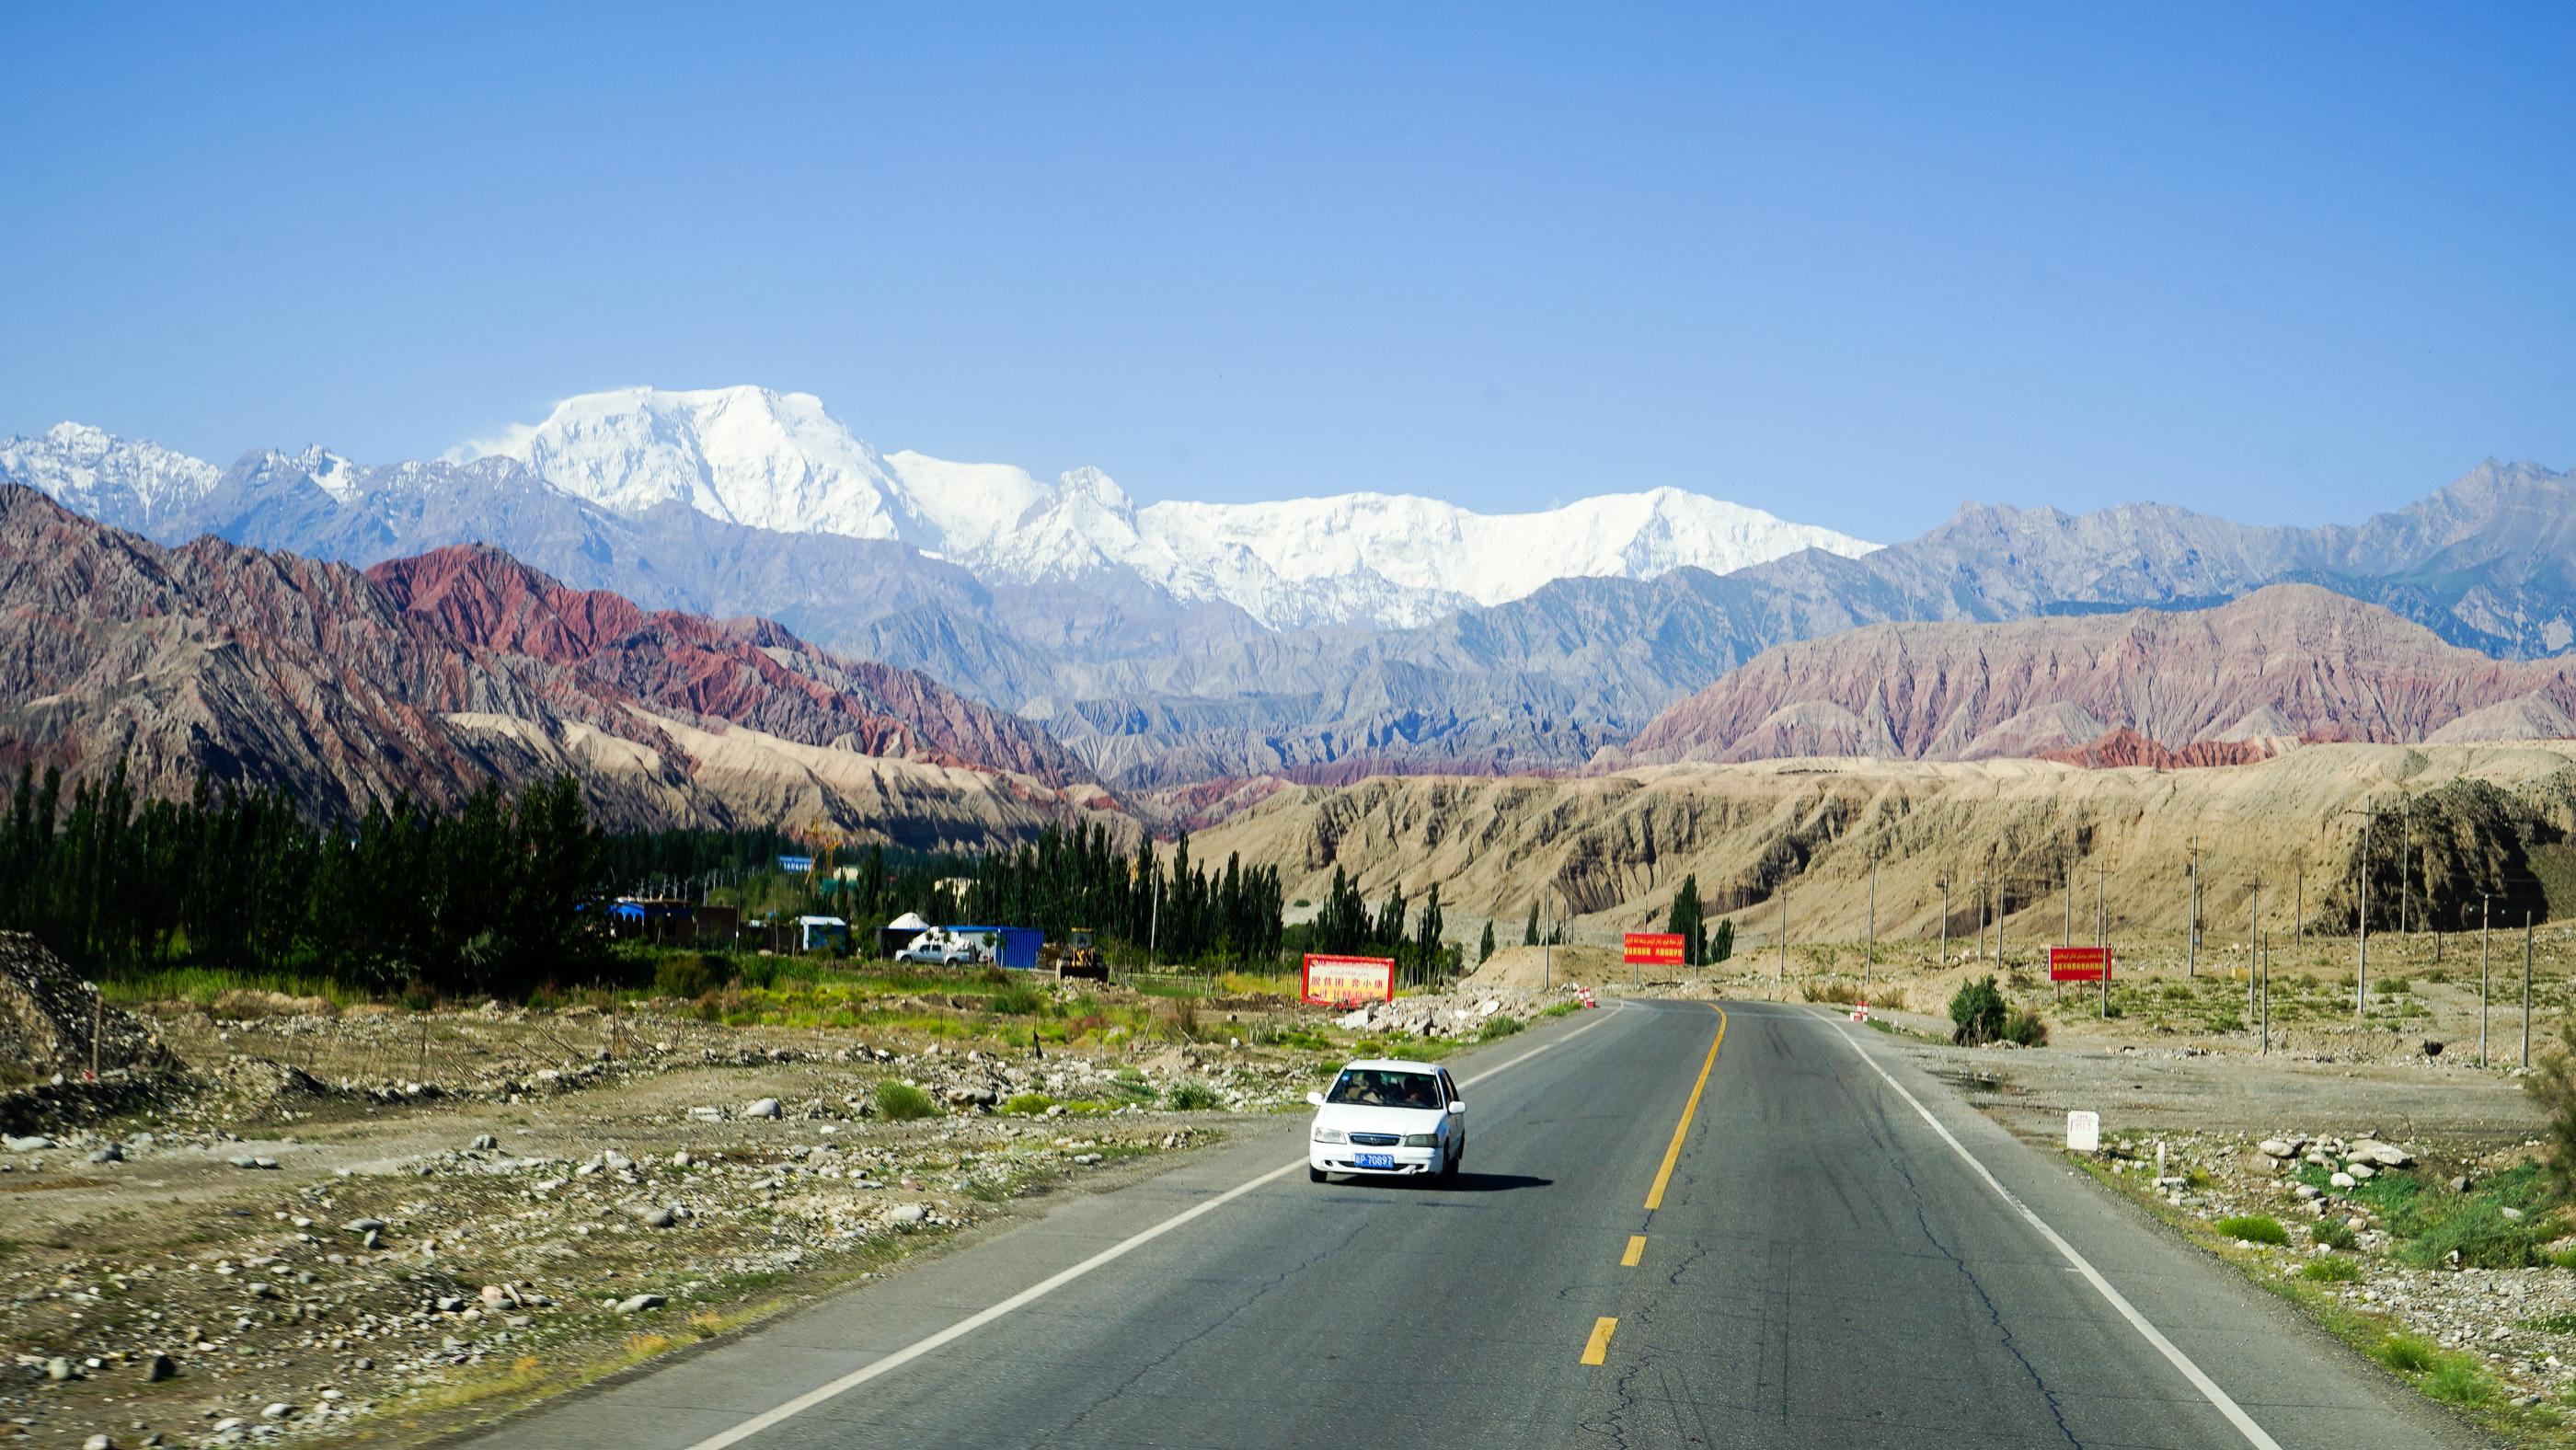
[
  {"x1": 1312, "y1": 1127, "x2": 1346, "y2": 1144},
  {"x1": 1401, "y1": 1132, "x2": 1441, "y2": 1147}
]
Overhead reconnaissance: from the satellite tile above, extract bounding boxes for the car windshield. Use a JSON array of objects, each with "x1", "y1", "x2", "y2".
[{"x1": 1326, "y1": 1069, "x2": 1441, "y2": 1110}]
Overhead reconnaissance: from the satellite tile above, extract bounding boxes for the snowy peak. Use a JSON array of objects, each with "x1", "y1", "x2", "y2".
[
  {"x1": 0, "y1": 421, "x2": 220, "y2": 529},
  {"x1": 1133, "y1": 486, "x2": 1877, "y2": 628},
  {"x1": 449, "y1": 386, "x2": 1877, "y2": 628},
  {"x1": 454, "y1": 386, "x2": 920, "y2": 543}
]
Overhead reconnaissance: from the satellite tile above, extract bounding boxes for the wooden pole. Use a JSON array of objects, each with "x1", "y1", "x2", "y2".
[
  {"x1": 2525, "y1": 911, "x2": 2536, "y2": 1069},
  {"x1": 1777, "y1": 887, "x2": 1788, "y2": 985},
  {"x1": 2188, "y1": 834, "x2": 2199, "y2": 978},
  {"x1": 2357, "y1": 799, "x2": 2372, "y2": 1020},
  {"x1": 1866, "y1": 861, "x2": 1877, "y2": 986},
  {"x1": 2248, "y1": 879, "x2": 2260, "y2": 1023},
  {"x1": 2479, "y1": 894, "x2": 2490, "y2": 1067},
  {"x1": 1938, "y1": 875, "x2": 1949, "y2": 969}
]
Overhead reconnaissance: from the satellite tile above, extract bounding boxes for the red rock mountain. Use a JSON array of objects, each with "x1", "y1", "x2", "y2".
[
  {"x1": 0, "y1": 484, "x2": 1113, "y2": 840},
  {"x1": 1608, "y1": 584, "x2": 2576, "y2": 767},
  {"x1": 364, "y1": 546, "x2": 1087, "y2": 787}
]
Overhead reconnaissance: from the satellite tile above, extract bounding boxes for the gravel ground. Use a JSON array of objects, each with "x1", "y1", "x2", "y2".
[{"x1": 0, "y1": 977, "x2": 1561, "y2": 1448}]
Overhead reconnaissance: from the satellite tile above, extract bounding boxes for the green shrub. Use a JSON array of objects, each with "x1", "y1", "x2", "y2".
[
  {"x1": 1003, "y1": 1092, "x2": 1057, "y2": 1116},
  {"x1": 1949, "y1": 975, "x2": 2007, "y2": 1045},
  {"x1": 2298, "y1": 1257, "x2": 2361, "y2": 1283},
  {"x1": 2377, "y1": 1334, "x2": 2440, "y2": 1375},
  {"x1": 2216, "y1": 1214, "x2": 2289, "y2": 1246},
  {"x1": 2312, "y1": 1219, "x2": 2358, "y2": 1251},
  {"x1": 653, "y1": 953, "x2": 724, "y2": 999},
  {"x1": 2422, "y1": 1356, "x2": 2496, "y2": 1405},
  {"x1": 988, "y1": 981, "x2": 1045, "y2": 1016},
  {"x1": 1477, "y1": 1014, "x2": 1526, "y2": 1042},
  {"x1": 2524, "y1": 1312, "x2": 2576, "y2": 1335},
  {"x1": 875, "y1": 1081, "x2": 940, "y2": 1122},
  {"x1": 2396, "y1": 1201, "x2": 2549, "y2": 1270},
  {"x1": 2382, "y1": 976, "x2": 2411, "y2": 995},
  {"x1": 1165, "y1": 1079, "x2": 1223, "y2": 1111},
  {"x1": 2003, "y1": 1007, "x2": 2048, "y2": 1047}
]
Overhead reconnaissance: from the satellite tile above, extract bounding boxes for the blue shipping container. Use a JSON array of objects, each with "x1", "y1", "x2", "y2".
[{"x1": 946, "y1": 926, "x2": 1043, "y2": 970}]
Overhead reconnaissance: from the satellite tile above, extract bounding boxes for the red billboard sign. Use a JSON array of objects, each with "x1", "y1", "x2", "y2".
[
  {"x1": 1301, "y1": 954, "x2": 1397, "y2": 1006},
  {"x1": 2050, "y1": 946, "x2": 2112, "y2": 982},
  {"x1": 1625, "y1": 932, "x2": 1686, "y2": 966}
]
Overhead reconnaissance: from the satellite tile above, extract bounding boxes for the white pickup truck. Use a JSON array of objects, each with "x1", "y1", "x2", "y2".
[{"x1": 893, "y1": 928, "x2": 992, "y2": 965}]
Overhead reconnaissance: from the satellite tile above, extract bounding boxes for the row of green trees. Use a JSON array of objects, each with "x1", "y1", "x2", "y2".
[
  {"x1": 1296, "y1": 866, "x2": 1461, "y2": 981},
  {"x1": 0, "y1": 763, "x2": 602, "y2": 994},
  {"x1": 944, "y1": 822, "x2": 1287, "y2": 966}
]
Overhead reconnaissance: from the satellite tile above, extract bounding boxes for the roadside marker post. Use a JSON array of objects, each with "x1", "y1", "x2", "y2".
[{"x1": 2065, "y1": 1110, "x2": 2099, "y2": 1153}]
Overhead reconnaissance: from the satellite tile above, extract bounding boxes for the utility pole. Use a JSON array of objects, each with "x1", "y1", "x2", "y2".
[
  {"x1": 2294, "y1": 866, "x2": 2304, "y2": 955},
  {"x1": 2246, "y1": 877, "x2": 2261, "y2": 1023},
  {"x1": 2095, "y1": 860, "x2": 2105, "y2": 949},
  {"x1": 2356, "y1": 798, "x2": 2373, "y2": 1020},
  {"x1": 2259, "y1": 923, "x2": 2270, "y2": 1054},
  {"x1": 1996, "y1": 879, "x2": 2007, "y2": 973},
  {"x1": 1777, "y1": 887, "x2": 1788, "y2": 986},
  {"x1": 1866, "y1": 860, "x2": 1877, "y2": 987},
  {"x1": 2525, "y1": 911, "x2": 2536, "y2": 1069},
  {"x1": 1938, "y1": 873, "x2": 1950, "y2": 969},
  {"x1": 2480, "y1": 893, "x2": 2491, "y2": 1067},
  {"x1": 2063, "y1": 851, "x2": 2073, "y2": 947},
  {"x1": 2400, "y1": 796, "x2": 2411, "y2": 936},
  {"x1": 2188, "y1": 834, "x2": 2200, "y2": 978}
]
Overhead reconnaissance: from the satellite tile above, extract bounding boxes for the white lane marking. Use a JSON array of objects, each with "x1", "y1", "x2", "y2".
[
  {"x1": 682, "y1": 1002, "x2": 1628, "y2": 1448},
  {"x1": 1825, "y1": 1019, "x2": 2283, "y2": 1450}
]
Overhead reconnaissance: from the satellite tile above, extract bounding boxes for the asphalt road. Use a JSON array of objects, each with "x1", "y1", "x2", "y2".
[{"x1": 470, "y1": 999, "x2": 2488, "y2": 1448}]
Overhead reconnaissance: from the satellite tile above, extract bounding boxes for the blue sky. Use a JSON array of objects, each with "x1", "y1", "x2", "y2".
[{"x1": 2, "y1": 2, "x2": 2569, "y2": 539}]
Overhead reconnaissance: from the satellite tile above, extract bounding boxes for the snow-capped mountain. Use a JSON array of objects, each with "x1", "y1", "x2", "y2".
[
  {"x1": 0, "y1": 421, "x2": 220, "y2": 530},
  {"x1": 450, "y1": 385, "x2": 1879, "y2": 627}
]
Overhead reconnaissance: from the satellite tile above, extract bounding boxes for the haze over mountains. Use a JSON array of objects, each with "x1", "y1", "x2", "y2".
[{"x1": 4, "y1": 387, "x2": 2572, "y2": 801}]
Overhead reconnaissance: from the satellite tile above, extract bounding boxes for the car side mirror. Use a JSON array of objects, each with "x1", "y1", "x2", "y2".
[
  {"x1": 1446, "y1": 1099, "x2": 1466, "y2": 1114},
  {"x1": 1305, "y1": 1091, "x2": 1326, "y2": 1108}
]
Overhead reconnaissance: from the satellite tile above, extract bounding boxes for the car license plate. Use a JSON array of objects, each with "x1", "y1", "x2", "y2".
[{"x1": 1355, "y1": 1153, "x2": 1396, "y2": 1169}]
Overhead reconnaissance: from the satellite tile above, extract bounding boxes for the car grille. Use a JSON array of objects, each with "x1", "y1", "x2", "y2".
[{"x1": 1348, "y1": 1133, "x2": 1402, "y2": 1146}]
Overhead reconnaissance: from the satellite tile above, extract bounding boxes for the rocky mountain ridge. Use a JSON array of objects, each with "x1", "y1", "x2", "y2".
[
  {"x1": 1611, "y1": 585, "x2": 2576, "y2": 767},
  {"x1": 0, "y1": 485, "x2": 1118, "y2": 844}
]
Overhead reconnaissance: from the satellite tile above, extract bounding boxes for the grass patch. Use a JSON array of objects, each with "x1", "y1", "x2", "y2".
[
  {"x1": 1165, "y1": 1079, "x2": 1224, "y2": 1111},
  {"x1": 2312, "y1": 1218, "x2": 2358, "y2": 1251},
  {"x1": 2377, "y1": 1333, "x2": 2441, "y2": 1375},
  {"x1": 2299, "y1": 1257, "x2": 2362, "y2": 1283},
  {"x1": 874, "y1": 1081, "x2": 940, "y2": 1122},
  {"x1": 2423, "y1": 1355, "x2": 2500, "y2": 1406},
  {"x1": 987, "y1": 981, "x2": 1046, "y2": 1016},
  {"x1": 1540, "y1": 1001, "x2": 1582, "y2": 1019},
  {"x1": 1477, "y1": 1014, "x2": 1526, "y2": 1042},
  {"x1": 1002, "y1": 1092, "x2": 1057, "y2": 1116},
  {"x1": 2524, "y1": 1312, "x2": 2576, "y2": 1335},
  {"x1": 2215, "y1": 1214, "x2": 2289, "y2": 1246}
]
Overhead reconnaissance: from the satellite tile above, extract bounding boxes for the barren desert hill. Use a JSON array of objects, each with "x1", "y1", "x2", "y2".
[
  {"x1": 1607, "y1": 584, "x2": 2576, "y2": 768},
  {"x1": 1191, "y1": 742, "x2": 2576, "y2": 950}
]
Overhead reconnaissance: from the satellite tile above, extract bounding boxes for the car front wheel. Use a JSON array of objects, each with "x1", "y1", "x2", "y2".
[{"x1": 1309, "y1": 1166, "x2": 1327, "y2": 1183}]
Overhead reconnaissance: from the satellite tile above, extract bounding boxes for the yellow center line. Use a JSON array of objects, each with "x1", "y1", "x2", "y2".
[
  {"x1": 1581, "y1": 1317, "x2": 1618, "y2": 1365},
  {"x1": 1642, "y1": 1004, "x2": 1727, "y2": 1211},
  {"x1": 1621, "y1": 1234, "x2": 1647, "y2": 1267}
]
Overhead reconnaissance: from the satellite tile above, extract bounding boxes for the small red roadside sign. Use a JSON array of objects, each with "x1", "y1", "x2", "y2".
[
  {"x1": 1301, "y1": 953, "x2": 1397, "y2": 1006},
  {"x1": 2050, "y1": 946, "x2": 2112, "y2": 983},
  {"x1": 1624, "y1": 932, "x2": 1685, "y2": 966}
]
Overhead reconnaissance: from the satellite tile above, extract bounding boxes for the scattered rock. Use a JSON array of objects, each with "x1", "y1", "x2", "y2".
[
  {"x1": 144, "y1": 1352, "x2": 175, "y2": 1382},
  {"x1": 616, "y1": 1294, "x2": 667, "y2": 1314},
  {"x1": 469, "y1": 1134, "x2": 499, "y2": 1151},
  {"x1": 743, "y1": 1098, "x2": 782, "y2": 1120}
]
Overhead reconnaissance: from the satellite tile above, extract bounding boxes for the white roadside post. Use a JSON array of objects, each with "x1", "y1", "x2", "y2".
[{"x1": 2066, "y1": 1111, "x2": 2099, "y2": 1154}]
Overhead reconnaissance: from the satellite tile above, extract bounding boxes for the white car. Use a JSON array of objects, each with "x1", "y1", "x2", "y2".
[{"x1": 1306, "y1": 1058, "x2": 1466, "y2": 1182}]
